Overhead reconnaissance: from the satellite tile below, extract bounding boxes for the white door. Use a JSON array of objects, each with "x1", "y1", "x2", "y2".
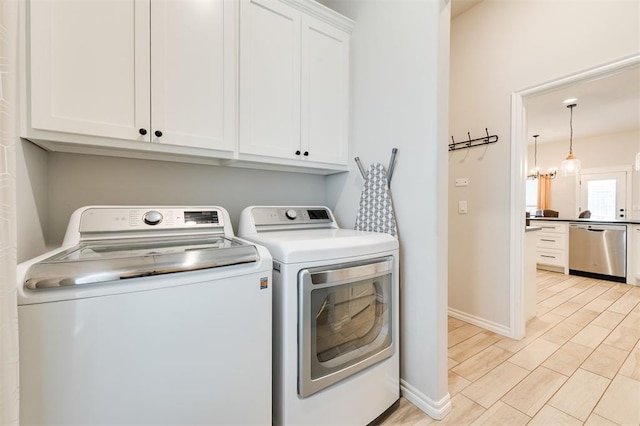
[
  {"x1": 579, "y1": 170, "x2": 628, "y2": 220},
  {"x1": 29, "y1": 0, "x2": 150, "y2": 141},
  {"x1": 150, "y1": 0, "x2": 236, "y2": 151},
  {"x1": 238, "y1": 0, "x2": 301, "y2": 159}
]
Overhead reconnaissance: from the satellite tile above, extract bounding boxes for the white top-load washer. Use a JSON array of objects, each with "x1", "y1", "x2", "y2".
[
  {"x1": 238, "y1": 206, "x2": 399, "y2": 425},
  {"x1": 18, "y1": 206, "x2": 272, "y2": 425}
]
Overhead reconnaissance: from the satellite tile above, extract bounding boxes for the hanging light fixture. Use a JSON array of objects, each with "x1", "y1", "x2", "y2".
[
  {"x1": 528, "y1": 135, "x2": 540, "y2": 179},
  {"x1": 560, "y1": 103, "x2": 581, "y2": 176},
  {"x1": 527, "y1": 134, "x2": 557, "y2": 180}
]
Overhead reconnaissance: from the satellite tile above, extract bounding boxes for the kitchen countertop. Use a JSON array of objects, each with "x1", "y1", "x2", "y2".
[{"x1": 529, "y1": 217, "x2": 640, "y2": 225}]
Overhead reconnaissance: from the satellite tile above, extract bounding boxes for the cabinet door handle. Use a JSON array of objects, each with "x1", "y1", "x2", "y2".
[
  {"x1": 541, "y1": 239, "x2": 556, "y2": 242},
  {"x1": 303, "y1": 151, "x2": 309, "y2": 156},
  {"x1": 155, "y1": 130, "x2": 163, "y2": 137},
  {"x1": 295, "y1": 150, "x2": 301, "y2": 156},
  {"x1": 540, "y1": 255, "x2": 556, "y2": 259},
  {"x1": 139, "y1": 128, "x2": 147, "y2": 136}
]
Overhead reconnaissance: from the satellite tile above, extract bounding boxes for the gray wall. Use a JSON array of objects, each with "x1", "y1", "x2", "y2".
[{"x1": 17, "y1": 141, "x2": 326, "y2": 261}]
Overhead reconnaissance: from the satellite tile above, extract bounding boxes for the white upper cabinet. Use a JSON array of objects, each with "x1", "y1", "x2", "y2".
[
  {"x1": 300, "y1": 15, "x2": 350, "y2": 165},
  {"x1": 22, "y1": 0, "x2": 353, "y2": 173},
  {"x1": 28, "y1": 0, "x2": 150, "y2": 141},
  {"x1": 238, "y1": 0, "x2": 301, "y2": 159},
  {"x1": 238, "y1": 0, "x2": 353, "y2": 169},
  {"x1": 150, "y1": 0, "x2": 235, "y2": 151},
  {"x1": 24, "y1": 0, "x2": 236, "y2": 159}
]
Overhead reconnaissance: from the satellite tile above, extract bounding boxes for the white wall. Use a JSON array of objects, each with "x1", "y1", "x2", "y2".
[
  {"x1": 528, "y1": 130, "x2": 639, "y2": 218},
  {"x1": 323, "y1": 0, "x2": 451, "y2": 417},
  {"x1": 449, "y1": 1, "x2": 639, "y2": 330},
  {"x1": 17, "y1": 147, "x2": 326, "y2": 261}
]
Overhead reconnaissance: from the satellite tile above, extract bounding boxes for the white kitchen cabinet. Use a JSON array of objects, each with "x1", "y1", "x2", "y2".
[
  {"x1": 238, "y1": 0, "x2": 353, "y2": 169},
  {"x1": 634, "y1": 226, "x2": 640, "y2": 283},
  {"x1": 524, "y1": 229, "x2": 538, "y2": 320},
  {"x1": 534, "y1": 221, "x2": 569, "y2": 274},
  {"x1": 23, "y1": 0, "x2": 236, "y2": 159}
]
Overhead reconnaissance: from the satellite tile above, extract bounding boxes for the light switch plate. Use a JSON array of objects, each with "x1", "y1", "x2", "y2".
[
  {"x1": 458, "y1": 201, "x2": 468, "y2": 214},
  {"x1": 455, "y1": 178, "x2": 469, "y2": 187}
]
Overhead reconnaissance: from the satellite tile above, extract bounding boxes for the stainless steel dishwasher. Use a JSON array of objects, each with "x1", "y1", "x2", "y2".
[{"x1": 569, "y1": 223, "x2": 626, "y2": 283}]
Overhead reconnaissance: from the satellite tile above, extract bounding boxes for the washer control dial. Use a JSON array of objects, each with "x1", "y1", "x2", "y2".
[
  {"x1": 285, "y1": 209, "x2": 297, "y2": 220},
  {"x1": 143, "y1": 210, "x2": 163, "y2": 226}
]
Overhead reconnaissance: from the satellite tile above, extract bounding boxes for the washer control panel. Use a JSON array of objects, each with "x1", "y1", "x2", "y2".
[
  {"x1": 79, "y1": 207, "x2": 222, "y2": 233},
  {"x1": 143, "y1": 210, "x2": 163, "y2": 225}
]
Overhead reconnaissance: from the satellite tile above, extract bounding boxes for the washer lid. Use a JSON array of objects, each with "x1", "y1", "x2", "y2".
[
  {"x1": 23, "y1": 236, "x2": 258, "y2": 289},
  {"x1": 243, "y1": 229, "x2": 398, "y2": 263}
]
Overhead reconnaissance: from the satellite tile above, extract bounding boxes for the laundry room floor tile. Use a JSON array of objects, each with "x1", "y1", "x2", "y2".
[{"x1": 376, "y1": 271, "x2": 640, "y2": 426}]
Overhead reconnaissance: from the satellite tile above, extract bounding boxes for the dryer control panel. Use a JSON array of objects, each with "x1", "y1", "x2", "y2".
[{"x1": 251, "y1": 207, "x2": 333, "y2": 226}]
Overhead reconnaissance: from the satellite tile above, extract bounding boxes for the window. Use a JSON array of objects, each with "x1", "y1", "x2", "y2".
[
  {"x1": 579, "y1": 169, "x2": 628, "y2": 221},
  {"x1": 586, "y1": 179, "x2": 617, "y2": 220}
]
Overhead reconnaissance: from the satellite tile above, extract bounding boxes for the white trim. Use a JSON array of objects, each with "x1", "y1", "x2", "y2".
[
  {"x1": 279, "y1": 0, "x2": 355, "y2": 33},
  {"x1": 400, "y1": 379, "x2": 452, "y2": 421},
  {"x1": 510, "y1": 53, "x2": 640, "y2": 341},
  {"x1": 510, "y1": 92, "x2": 526, "y2": 340},
  {"x1": 448, "y1": 307, "x2": 513, "y2": 338}
]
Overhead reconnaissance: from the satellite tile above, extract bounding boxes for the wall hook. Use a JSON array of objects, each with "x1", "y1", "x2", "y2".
[{"x1": 449, "y1": 128, "x2": 498, "y2": 151}]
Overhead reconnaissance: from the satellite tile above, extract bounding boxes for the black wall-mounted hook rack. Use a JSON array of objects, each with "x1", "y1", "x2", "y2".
[{"x1": 449, "y1": 128, "x2": 498, "y2": 151}]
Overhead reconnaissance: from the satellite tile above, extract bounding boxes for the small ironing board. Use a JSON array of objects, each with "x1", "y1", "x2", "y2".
[{"x1": 354, "y1": 163, "x2": 397, "y2": 237}]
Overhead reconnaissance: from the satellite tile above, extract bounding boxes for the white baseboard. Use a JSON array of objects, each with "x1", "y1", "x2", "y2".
[
  {"x1": 400, "y1": 379, "x2": 452, "y2": 420},
  {"x1": 448, "y1": 307, "x2": 513, "y2": 338}
]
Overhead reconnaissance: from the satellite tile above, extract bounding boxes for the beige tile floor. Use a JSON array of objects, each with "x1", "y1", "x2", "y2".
[{"x1": 377, "y1": 270, "x2": 640, "y2": 425}]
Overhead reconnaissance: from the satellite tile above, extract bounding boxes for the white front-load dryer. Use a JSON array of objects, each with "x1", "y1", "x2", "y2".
[
  {"x1": 18, "y1": 206, "x2": 272, "y2": 425},
  {"x1": 239, "y1": 206, "x2": 400, "y2": 425}
]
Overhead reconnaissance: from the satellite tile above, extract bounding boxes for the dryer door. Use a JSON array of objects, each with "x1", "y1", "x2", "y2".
[{"x1": 298, "y1": 256, "x2": 394, "y2": 397}]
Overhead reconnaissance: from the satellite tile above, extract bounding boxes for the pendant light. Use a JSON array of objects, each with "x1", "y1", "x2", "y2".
[
  {"x1": 560, "y1": 103, "x2": 581, "y2": 176},
  {"x1": 528, "y1": 135, "x2": 540, "y2": 179}
]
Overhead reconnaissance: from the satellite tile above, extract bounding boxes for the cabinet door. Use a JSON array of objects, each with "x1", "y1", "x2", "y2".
[
  {"x1": 300, "y1": 16, "x2": 349, "y2": 165},
  {"x1": 635, "y1": 226, "x2": 640, "y2": 280},
  {"x1": 238, "y1": 0, "x2": 301, "y2": 159},
  {"x1": 150, "y1": 0, "x2": 235, "y2": 151},
  {"x1": 29, "y1": 0, "x2": 150, "y2": 141}
]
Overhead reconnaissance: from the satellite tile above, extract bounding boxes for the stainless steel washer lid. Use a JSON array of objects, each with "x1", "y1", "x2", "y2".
[{"x1": 24, "y1": 236, "x2": 259, "y2": 289}]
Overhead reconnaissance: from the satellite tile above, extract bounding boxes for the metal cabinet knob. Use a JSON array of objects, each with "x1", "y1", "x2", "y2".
[
  {"x1": 155, "y1": 130, "x2": 163, "y2": 138},
  {"x1": 139, "y1": 128, "x2": 147, "y2": 135},
  {"x1": 295, "y1": 150, "x2": 301, "y2": 156},
  {"x1": 303, "y1": 151, "x2": 309, "y2": 157}
]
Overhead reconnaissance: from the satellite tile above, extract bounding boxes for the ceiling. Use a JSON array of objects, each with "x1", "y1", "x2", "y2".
[{"x1": 524, "y1": 65, "x2": 640, "y2": 144}]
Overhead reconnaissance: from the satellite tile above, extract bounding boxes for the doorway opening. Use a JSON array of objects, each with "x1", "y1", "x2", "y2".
[{"x1": 509, "y1": 54, "x2": 640, "y2": 340}]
